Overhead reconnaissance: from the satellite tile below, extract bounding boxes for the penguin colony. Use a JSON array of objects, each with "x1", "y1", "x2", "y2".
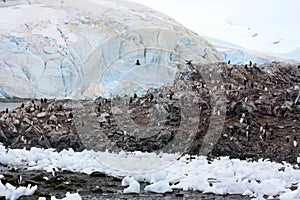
[
  {"x1": 0, "y1": 61, "x2": 299, "y2": 163},
  {"x1": 0, "y1": 98, "x2": 83, "y2": 151}
]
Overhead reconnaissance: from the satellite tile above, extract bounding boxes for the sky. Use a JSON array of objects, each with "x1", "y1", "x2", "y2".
[{"x1": 131, "y1": 0, "x2": 300, "y2": 55}]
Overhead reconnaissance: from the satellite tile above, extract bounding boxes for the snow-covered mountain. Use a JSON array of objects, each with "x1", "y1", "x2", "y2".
[
  {"x1": 203, "y1": 36, "x2": 300, "y2": 65},
  {"x1": 0, "y1": 0, "x2": 222, "y2": 99},
  {"x1": 283, "y1": 47, "x2": 300, "y2": 61},
  {"x1": 132, "y1": 0, "x2": 300, "y2": 63}
]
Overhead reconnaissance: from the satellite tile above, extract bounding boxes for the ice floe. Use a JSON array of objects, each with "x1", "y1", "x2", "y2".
[{"x1": 0, "y1": 143, "x2": 299, "y2": 199}]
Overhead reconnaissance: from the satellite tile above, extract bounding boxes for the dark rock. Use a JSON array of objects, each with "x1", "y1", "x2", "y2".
[{"x1": 90, "y1": 172, "x2": 107, "y2": 177}]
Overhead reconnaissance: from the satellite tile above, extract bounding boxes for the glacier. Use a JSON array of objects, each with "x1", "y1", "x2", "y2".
[
  {"x1": 0, "y1": 0, "x2": 223, "y2": 99},
  {"x1": 203, "y1": 36, "x2": 300, "y2": 65}
]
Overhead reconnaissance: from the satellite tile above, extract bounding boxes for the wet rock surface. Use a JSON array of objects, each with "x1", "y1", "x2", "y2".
[{"x1": 0, "y1": 164, "x2": 251, "y2": 200}]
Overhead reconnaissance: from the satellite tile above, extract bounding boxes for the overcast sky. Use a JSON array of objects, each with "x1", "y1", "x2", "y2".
[{"x1": 131, "y1": 0, "x2": 300, "y2": 54}]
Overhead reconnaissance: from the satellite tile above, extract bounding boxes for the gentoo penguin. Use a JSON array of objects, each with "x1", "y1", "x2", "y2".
[
  {"x1": 21, "y1": 103, "x2": 25, "y2": 109},
  {"x1": 169, "y1": 93, "x2": 173, "y2": 100},
  {"x1": 26, "y1": 107, "x2": 31, "y2": 113},
  {"x1": 262, "y1": 129, "x2": 267, "y2": 140},
  {"x1": 286, "y1": 136, "x2": 290, "y2": 143},
  {"x1": 58, "y1": 104, "x2": 63, "y2": 111},
  {"x1": 5, "y1": 108, "x2": 8, "y2": 113},
  {"x1": 264, "y1": 122, "x2": 269, "y2": 130},
  {"x1": 293, "y1": 136, "x2": 298, "y2": 147},
  {"x1": 134, "y1": 93, "x2": 137, "y2": 99},
  {"x1": 40, "y1": 98, "x2": 44, "y2": 104},
  {"x1": 17, "y1": 175, "x2": 22, "y2": 186},
  {"x1": 227, "y1": 60, "x2": 231, "y2": 64},
  {"x1": 249, "y1": 60, "x2": 252, "y2": 66},
  {"x1": 149, "y1": 93, "x2": 154, "y2": 101},
  {"x1": 239, "y1": 117, "x2": 244, "y2": 124},
  {"x1": 246, "y1": 131, "x2": 249, "y2": 142},
  {"x1": 44, "y1": 98, "x2": 47, "y2": 103},
  {"x1": 68, "y1": 112, "x2": 73, "y2": 119},
  {"x1": 52, "y1": 168, "x2": 57, "y2": 177},
  {"x1": 135, "y1": 59, "x2": 141, "y2": 65},
  {"x1": 253, "y1": 63, "x2": 260, "y2": 71}
]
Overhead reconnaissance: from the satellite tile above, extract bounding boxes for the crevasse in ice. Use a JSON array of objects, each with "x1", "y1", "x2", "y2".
[{"x1": 0, "y1": 0, "x2": 223, "y2": 99}]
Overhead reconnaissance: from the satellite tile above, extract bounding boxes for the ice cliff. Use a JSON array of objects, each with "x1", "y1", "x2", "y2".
[{"x1": 0, "y1": 0, "x2": 223, "y2": 99}]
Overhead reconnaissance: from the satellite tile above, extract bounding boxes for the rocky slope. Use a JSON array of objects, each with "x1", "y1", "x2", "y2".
[{"x1": 0, "y1": 61, "x2": 300, "y2": 164}]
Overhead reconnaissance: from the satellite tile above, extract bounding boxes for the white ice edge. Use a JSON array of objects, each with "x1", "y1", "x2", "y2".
[{"x1": 0, "y1": 143, "x2": 299, "y2": 199}]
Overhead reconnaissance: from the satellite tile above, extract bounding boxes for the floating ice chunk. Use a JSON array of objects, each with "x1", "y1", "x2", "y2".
[
  {"x1": 144, "y1": 180, "x2": 172, "y2": 193},
  {"x1": 0, "y1": 142, "x2": 300, "y2": 198},
  {"x1": 122, "y1": 176, "x2": 140, "y2": 193},
  {"x1": 150, "y1": 170, "x2": 168, "y2": 183},
  {"x1": 0, "y1": 181, "x2": 37, "y2": 200},
  {"x1": 279, "y1": 188, "x2": 300, "y2": 200},
  {"x1": 258, "y1": 178, "x2": 288, "y2": 196},
  {"x1": 242, "y1": 189, "x2": 254, "y2": 197}
]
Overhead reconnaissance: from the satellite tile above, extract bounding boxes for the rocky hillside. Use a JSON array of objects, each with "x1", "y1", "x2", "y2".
[{"x1": 0, "y1": 61, "x2": 300, "y2": 164}]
